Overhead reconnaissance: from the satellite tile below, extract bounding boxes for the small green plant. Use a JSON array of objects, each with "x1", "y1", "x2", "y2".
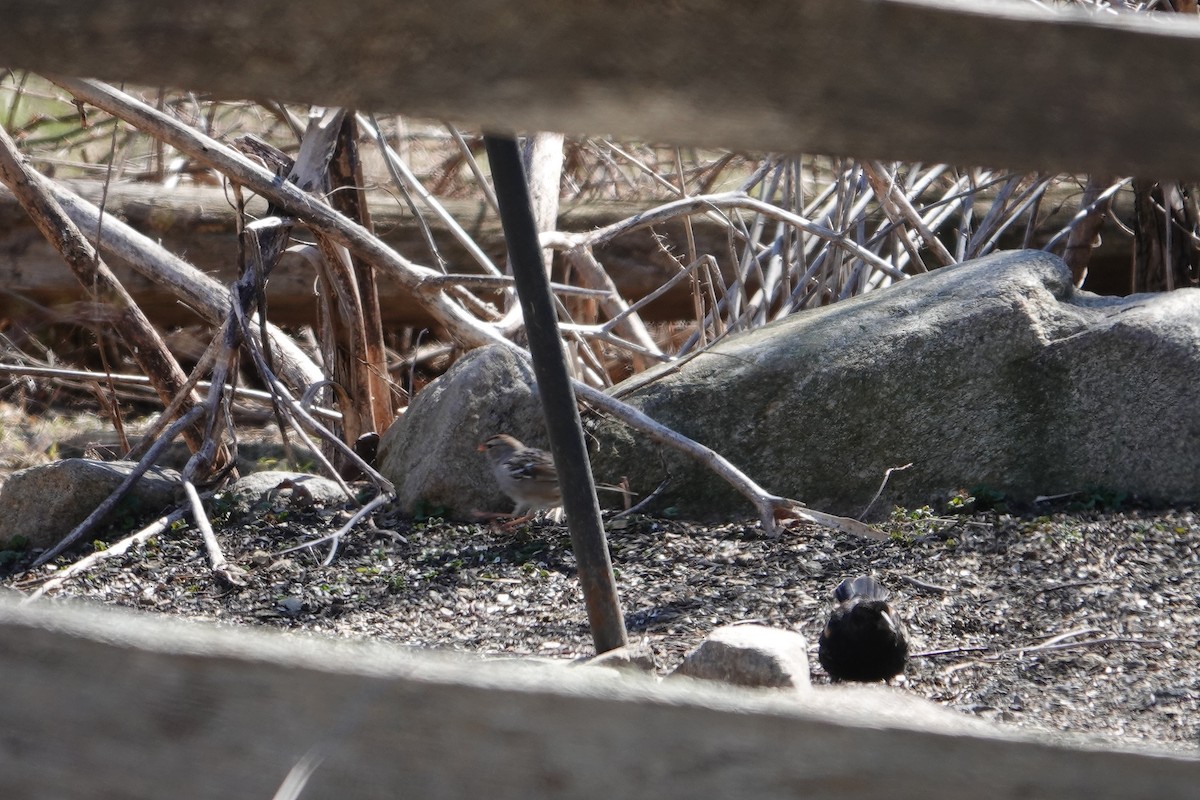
[
  {"x1": 2, "y1": 534, "x2": 29, "y2": 552},
  {"x1": 887, "y1": 505, "x2": 951, "y2": 543},
  {"x1": 207, "y1": 494, "x2": 238, "y2": 523},
  {"x1": 1039, "y1": 524, "x2": 1083, "y2": 546},
  {"x1": 411, "y1": 501, "x2": 448, "y2": 522},
  {"x1": 969, "y1": 485, "x2": 1008, "y2": 512},
  {"x1": 1071, "y1": 485, "x2": 1128, "y2": 512},
  {"x1": 945, "y1": 490, "x2": 974, "y2": 513},
  {"x1": 0, "y1": 535, "x2": 30, "y2": 569}
]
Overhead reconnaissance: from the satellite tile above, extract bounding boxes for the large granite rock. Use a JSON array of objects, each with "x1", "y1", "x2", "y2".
[
  {"x1": 377, "y1": 344, "x2": 549, "y2": 518},
  {"x1": 0, "y1": 459, "x2": 180, "y2": 552},
  {"x1": 590, "y1": 250, "x2": 1200, "y2": 518}
]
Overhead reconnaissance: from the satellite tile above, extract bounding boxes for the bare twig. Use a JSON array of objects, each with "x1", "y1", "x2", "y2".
[
  {"x1": 544, "y1": 191, "x2": 906, "y2": 280},
  {"x1": 272, "y1": 491, "x2": 392, "y2": 561},
  {"x1": 897, "y1": 575, "x2": 954, "y2": 593},
  {"x1": 860, "y1": 462, "x2": 914, "y2": 519},
  {"x1": 418, "y1": 274, "x2": 613, "y2": 297},
  {"x1": 573, "y1": 382, "x2": 882, "y2": 539},
  {"x1": 0, "y1": 363, "x2": 339, "y2": 418},
  {"x1": 359, "y1": 111, "x2": 501, "y2": 277},
  {"x1": 912, "y1": 645, "x2": 992, "y2": 659},
  {"x1": 0, "y1": 118, "x2": 212, "y2": 456},
  {"x1": 233, "y1": 301, "x2": 380, "y2": 497},
  {"x1": 609, "y1": 477, "x2": 671, "y2": 521},
  {"x1": 19, "y1": 498, "x2": 204, "y2": 603},
  {"x1": 863, "y1": 161, "x2": 955, "y2": 268},
  {"x1": 942, "y1": 631, "x2": 1167, "y2": 675}
]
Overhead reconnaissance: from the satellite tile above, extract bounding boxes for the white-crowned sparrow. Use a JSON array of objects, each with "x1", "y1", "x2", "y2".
[{"x1": 478, "y1": 434, "x2": 562, "y2": 522}]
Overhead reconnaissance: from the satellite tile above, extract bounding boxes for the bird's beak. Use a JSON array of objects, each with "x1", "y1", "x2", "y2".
[
  {"x1": 881, "y1": 609, "x2": 897, "y2": 632},
  {"x1": 476, "y1": 443, "x2": 487, "y2": 452}
]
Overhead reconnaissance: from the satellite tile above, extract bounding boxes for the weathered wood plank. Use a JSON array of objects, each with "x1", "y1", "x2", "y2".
[
  {"x1": 2, "y1": 1, "x2": 1200, "y2": 178},
  {"x1": 0, "y1": 597, "x2": 1194, "y2": 800}
]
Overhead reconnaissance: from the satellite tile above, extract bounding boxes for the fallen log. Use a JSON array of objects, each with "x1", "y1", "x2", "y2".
[
  {"x1": 0, "y1": 180, "x2": 740, "y2": 327},
  {"x1": 0, "y1": 180, "x2": 1139, "y2": 330}
]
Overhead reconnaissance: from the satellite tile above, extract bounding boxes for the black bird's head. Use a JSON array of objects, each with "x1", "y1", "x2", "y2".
[{"x1": 818, "y1": 575, "x2": 908, "y2": 683}]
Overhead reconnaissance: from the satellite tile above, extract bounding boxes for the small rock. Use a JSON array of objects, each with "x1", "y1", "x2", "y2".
[
  {"x1": 278, "y1": 597, "x2": 304, "y2": 616},
  {"x1": 222, "y1": 471, "x2": 349, "y2": 509},
  {"x1": 670, "y1": 624, "x2": 811, "y2": 690}
]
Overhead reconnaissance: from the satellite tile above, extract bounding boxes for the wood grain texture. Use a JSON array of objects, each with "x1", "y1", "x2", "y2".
[
  {"x1": 2, "y1": 0, "x2": 1200, "y2": 176},
  {"x1": 0, "y1": 597, "x2": 1195, "y2": 799}
]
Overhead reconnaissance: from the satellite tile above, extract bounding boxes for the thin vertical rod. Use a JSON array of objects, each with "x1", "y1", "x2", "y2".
[{"x1": 484, "y1": 133, "x2": 628, "y2": 654}]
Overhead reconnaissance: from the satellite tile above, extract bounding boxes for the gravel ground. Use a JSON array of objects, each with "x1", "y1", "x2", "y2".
[{"x1": 4, "y1": 493, "x2": 1199, "y2": 757}]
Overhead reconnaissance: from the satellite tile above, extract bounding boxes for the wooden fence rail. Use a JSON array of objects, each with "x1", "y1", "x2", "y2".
[
  {"x1": 2, "y1": 0, "x2": 1200, "y2": 177},
  {"x1": 1, "y1": 597, "x2": 1196, "y2": 800}
]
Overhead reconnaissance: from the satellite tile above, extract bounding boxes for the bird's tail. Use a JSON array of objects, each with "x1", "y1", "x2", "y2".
[{"x1": 834, "y1": 575, "x2": 890, "y2": 603}]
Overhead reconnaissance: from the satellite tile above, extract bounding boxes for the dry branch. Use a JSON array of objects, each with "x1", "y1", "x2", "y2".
[
  {"x1": 544, "y1": 192, "x2": 908, "y2": 281},
  {"x1": 51, "y1": 77, "x2": 508, "y2": 351},
  {"x1": 1061, "y1": 175, "x2": 1116, "y2": 286},
  {"x1": 46, "y1": 181, "x2": 324, "y2": 390},
  {"x1": 25, "y1": 79, "x2": 884, "y2": 539},
  {"x1": 863, "y1": 161, "x2": 955, "y2": 269},
  {"x1": 572, "y1": 382, "x2": 882, "y2": 540},
  {"x1": 0, "y1": 122, "x2": 213, "y2": 457}
]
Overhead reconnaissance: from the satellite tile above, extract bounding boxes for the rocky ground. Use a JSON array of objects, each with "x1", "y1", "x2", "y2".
[{"x1": 3, "y1": 486, "x2": 1198, "y2": 757}]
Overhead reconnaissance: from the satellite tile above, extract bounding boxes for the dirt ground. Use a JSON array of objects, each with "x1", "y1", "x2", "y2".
[{"x1": 3, "y1": 480, "x2": 1198, "y2": 758}]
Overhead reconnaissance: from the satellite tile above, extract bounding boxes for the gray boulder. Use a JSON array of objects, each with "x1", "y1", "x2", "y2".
[
  {"x1": 377, "y1": 344, "x2": 549, "y2": 518},
  {"x1": 0, "y1": 459, "x2": 180, "y2": 552},
  {"x1": 670, "y1": 624, "x2": 811, "y2": 690},
  {"x1": 590, "y1": 250, "x2": 1200, "y2": 518}
]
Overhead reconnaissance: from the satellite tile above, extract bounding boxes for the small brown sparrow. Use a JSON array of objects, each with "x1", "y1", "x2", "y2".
[{"x1": 478, "y1": 434, "x2": 562, "y2": 523}]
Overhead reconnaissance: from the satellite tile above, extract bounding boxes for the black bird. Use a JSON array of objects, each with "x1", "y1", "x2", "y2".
[{"x1": 818, "y1": 576, "x2": 908, "y2": 683}]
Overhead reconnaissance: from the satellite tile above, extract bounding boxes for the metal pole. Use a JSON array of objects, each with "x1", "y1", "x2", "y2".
[{"x1": 483, "y1": 133, "x2": 628, "y2": 654}]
